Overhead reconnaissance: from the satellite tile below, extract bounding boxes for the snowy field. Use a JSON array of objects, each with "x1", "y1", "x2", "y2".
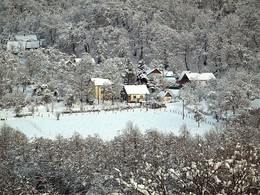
[{"x1": 0, "y1": 102, "x2": 216, "y2": 140}]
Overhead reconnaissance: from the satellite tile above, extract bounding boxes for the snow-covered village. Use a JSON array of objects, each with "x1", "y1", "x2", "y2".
[{"x1": 0, "y1": 0, "x2": 260, "y2": 194}]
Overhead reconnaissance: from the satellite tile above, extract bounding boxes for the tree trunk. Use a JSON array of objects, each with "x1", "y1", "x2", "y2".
[{"x1": 184, "y1": 52, "x2": 189, "y2": 71}]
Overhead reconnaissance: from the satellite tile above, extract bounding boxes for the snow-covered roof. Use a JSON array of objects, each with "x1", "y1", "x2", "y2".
[
  {"x1": 186, "y1": 73, "x2": 216, "y2": 81},
  {"x1": 179, "y1": 71, "x2": 190, "y2": 80},
  {"x1": 91, "y1": 78, "x2": 113, "y2": 86},
  {"x1": 163, "y1": 70, "x2": 175, "y2": 77},
  {"x1": 74, "y1": 58, "x2": 82, "y2": 63},
  {"x1": 162, "y1": 77, "x2": 176, "y2": 82},
  {"x1": 15, "y1": 34, "x2": 38, "y2": 41},
  {"x1": 146, "y1": 68, "x2": 162, "y2": 75},
  {"x1": 74, "y1": 58, "x2": 95, "y2": 64},
  {"x1": 7, "y1": 34, "x2": 40, "y2": 52},
  {"x1": 124, "y1": 85, "x2": 150, "y2": 95},
  {"x1": 159, "y1": 91, "x2": 173, "y2": 98}
]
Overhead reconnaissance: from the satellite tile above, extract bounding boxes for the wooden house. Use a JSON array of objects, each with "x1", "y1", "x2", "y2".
[{"x1": 123, "y1": 85, "x2": 150, "y2": 103}]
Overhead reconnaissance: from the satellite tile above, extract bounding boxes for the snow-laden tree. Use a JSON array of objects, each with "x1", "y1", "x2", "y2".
[
  {"x1": 66, "y1": 53, "x2": 95, "y2": 103},
  {"x1": 0, "y1": 51, "x2": 19, "y2": 94},
  {"x1": 23, "y1": 50, "x2": 48, "y2": 81},
  {"x1": 179, "y1": 82, "x2": 196, "y2": 106},
  {"x1": 100, "y1": 57, "x2": 127, "y2": 103},
  {"x1": 206, "y1": 69, "x2": 255, "y2": 123},
  {"x1": 124, "y1": 59, "x2": 137, "y2": 85},
  {"x1": 194, "y1": 110, "x2": 204, "y2": 127},
  {"x1": 136, "y1": 59, "x2": 149, "y2": 85},
  {"x1": 206, "y1": 90, "x2": 225, "y2": 122},
  {"x1": 111, "y1": 121, "x2": 144, "y2": 172},
  {"x1": 217, "y1": 71, "x2": 251, "y2": 115}
]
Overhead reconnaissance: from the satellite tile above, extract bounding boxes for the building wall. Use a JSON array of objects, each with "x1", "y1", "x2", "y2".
[
  {"x1": 7, "y1": 40, "x2": 40, "y2": 53},
  {"x1": 92, "y1": 84, "x2": 104, "y2": 100},
  {"x1": 95, "y1": 86, "x2": 101, "y2": 99},
  {"x1": 92, "y1": 83, "x2": 112, "y2": 100},
  {"x1": 164, "y1": 96, "x2": 172, "y2": 102},
  {"x1": 26, "y1": 41, "x2": 40, "y2": 49},
  {"x1": 147, "y1": 72, "x2": 162, "y2": 81},
  {"x1": 196, "y1": 80, "x2": 208, "y2": 86},
  {"x1": 128, "y1": 94, "x2": 146, "y2": 102},
  {"x1": 7, "y1": 41, "x2": 26, "y2": 53}
]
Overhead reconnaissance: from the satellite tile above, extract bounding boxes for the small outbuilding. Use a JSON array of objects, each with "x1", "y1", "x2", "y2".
[{"x1": 159, "y1": 91, "x2": 174, "y2": 102}]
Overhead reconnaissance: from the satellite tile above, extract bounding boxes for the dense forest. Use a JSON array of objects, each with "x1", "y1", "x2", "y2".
[
  {"x1": 0, "y1": 0, "x2": 259, "y2": 72},
  {"x1": 1, "y1": 116, "x2": 259, "y2": 194},
  {"x1": 0, "y1": 0, "x2": 260, "y2": 194}
]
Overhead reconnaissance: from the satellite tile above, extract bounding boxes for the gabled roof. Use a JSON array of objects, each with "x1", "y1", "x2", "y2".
[
  {"x1": 159, "y1": 91, "x2": 173, "y2": 98},
  {"x1": 124, "y1": 85, "x2": 150, "y2": 95},
  {"x1": 146, "y1": 68, "x2": 162, "y2": 75},
  {"x1": 91, "y1": 78, "x2": 113, "y2": 86},
  {"x1": 185, "y1": 73, "x2": 216, "y2": 81},
  {"x1": 179, "y1": 71, "x2": 191, "y2": 80},
  {"x1": 168, "y1": 89, "x2": 180, "y2": 97}
]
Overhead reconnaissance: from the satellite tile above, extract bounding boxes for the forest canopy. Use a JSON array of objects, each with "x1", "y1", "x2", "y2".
[{"x1": 0, "y1": 0, "x2": 259, "y2": 73}]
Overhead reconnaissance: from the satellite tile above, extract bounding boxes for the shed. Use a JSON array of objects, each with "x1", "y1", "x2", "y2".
[{"x1": 159, "y1": 91, "x2": 174, "y2": 102}]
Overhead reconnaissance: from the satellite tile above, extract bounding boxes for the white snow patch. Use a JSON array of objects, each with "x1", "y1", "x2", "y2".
[{"x1": 0, "y1": 102, "x2": 216, "y2": 140}]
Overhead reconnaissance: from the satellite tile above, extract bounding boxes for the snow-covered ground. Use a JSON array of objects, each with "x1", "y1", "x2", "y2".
[{"x1": 0, "y1": 101, "x2": 217, "y2": 141}]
